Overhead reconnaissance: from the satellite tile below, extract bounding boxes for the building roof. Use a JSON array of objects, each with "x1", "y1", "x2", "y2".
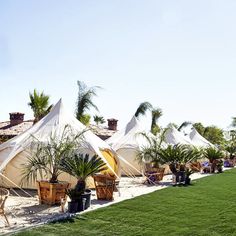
[
  {"x1": 0, "y1": 120, "x2": 34, "y2": 137},
  {"x1": 89, "y1": 124, "x2": 117, "y2": 140},
  {"x1": 0, "y1": 120, "x2": 116, "y2": 140}
]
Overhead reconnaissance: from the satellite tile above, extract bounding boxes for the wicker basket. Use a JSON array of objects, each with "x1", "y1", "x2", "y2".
[{"x1": 93, "y1": 174, "x2": 116, "y2": 200}]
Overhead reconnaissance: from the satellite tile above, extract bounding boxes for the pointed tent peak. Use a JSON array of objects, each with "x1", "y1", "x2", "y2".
[
  {"x1": 35, "y1": 98, "x2": 64, "y2": 126},
  {"x1": 189, "y1": 128, "x2": 214, "y2": 147},
  {"x1": 164, "y1": 126, "x2": 193, "y2": 145},
  {"x1": 106, "y1": 115, "x2": 153, "y2": 151},
  {"x1": 51, "y1": 98, "x2": 63, "y2": 112},
  {"x1": 125, "y1": 116, "x2": 139, "y2": 135},
  {"x1": 189, "y1": 127, "x2": 205, "y2": 139}
]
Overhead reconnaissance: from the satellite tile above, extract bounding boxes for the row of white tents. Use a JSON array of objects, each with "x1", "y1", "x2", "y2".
[
  {"x1": 107, "y1": 115, "x2": 214, "y2": 175},
  {"x1": 0, "y1": 99, "x2": 214, "y2": 189}
]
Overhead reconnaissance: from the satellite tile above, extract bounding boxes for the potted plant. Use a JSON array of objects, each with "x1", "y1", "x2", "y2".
[
  {"x1": 66, "y1": 188, "x2": 80, "y2": 213},
  {"x1": 157, "y1": 144, "x2": 202, "y2": 185},
  {"x1": 225, "y1": 142, "x2": 236, "y2": 166},
  {"x1": 60, "y1": 153, "x2": 107, "y2": 212},
  {"x1": 21, "y1": 125, "x2": 85, "y2": 205},
  {"x1": 136, "y1": 131, "x2": 166, "y2": 183},
  {"x1": 216, "y1": 159, "x2": 223, "y2": 173},
  {"x1": 203, "y1": 147, "x2": 224, "y2": 173},
  {"x1": 184, "y1": 168, "x2": 194, "y2": 185}
]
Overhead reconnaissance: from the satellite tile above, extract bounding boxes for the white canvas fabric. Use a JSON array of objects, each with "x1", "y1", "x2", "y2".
[
  {"x1": 188, "y1": 128, "x2": 214, "y2": 148},
  {"x1": 0, "y1": 99, "x2": 120, "y2": 188},
  {"x1": 164, "y1": 127, "x2": 193, "y2": 146},
  {"x1": 106, "y1": 116, "x2": 155, "y2": 175},
  {"x1": 107, "y1": 116, "x2": 138, "y2": 150}
]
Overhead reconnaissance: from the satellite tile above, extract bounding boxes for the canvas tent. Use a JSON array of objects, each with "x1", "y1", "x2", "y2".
[
  {"x1": 0, "y1": 99, "x2": 120, "y2": 189},
  {"x1": 188, "y1": 128, "x2": 214, "y2": 148},
  {"x1": 164, "y1": 127, "x2": 193, "y2": 146},
  {"x1": 106, "y1": 116, "x2": 154, "y2": 175}
]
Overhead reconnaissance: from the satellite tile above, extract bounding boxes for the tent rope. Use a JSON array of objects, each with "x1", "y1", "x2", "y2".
[
  {"x1": 0, "y1": 173, "x2": 33, "y2": 198},
  {"x1": 117, "y1": 154, "x2": 145, "y2": 177}
]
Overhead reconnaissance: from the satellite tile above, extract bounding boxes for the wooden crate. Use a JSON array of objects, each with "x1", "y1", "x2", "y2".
[
  {"x1": 37, "y1": 181, "x2": 70, "y2": 205},
  {"x1": 93, "y1": 174, "x2": 116, "y2": 201}
]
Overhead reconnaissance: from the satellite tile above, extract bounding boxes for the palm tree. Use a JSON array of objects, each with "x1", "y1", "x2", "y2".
[
  {"x1": 134, "y1": 102, "x2": 152, "y2": 119},
  {"x1": 28, "y1": 89, "x2": 53, "y2": 123},
  {"x1": 76, "y1": 81, "x2": 101, "y2": 125},
  {"x1": 80, "y1": 114, "x2": 91, "y2": 126},
  {"x1": 60, "y1": 154, "x2": 107, "y2": 195},
  {"x1": 203, "y1": 147, "x2": 224, "y2": 173},
  {"x1": 136, "y1": 128, "x2": 168, "y2": 167},
  {"x1": 157, "y1": 144, "x2": 202, "y2": 174},
  {"x1": 225, "y1": 143, "x2": 236, "y2": 159},
  {"x1": 21, "y1": 125, "x2": 85, "y2": 185},
  {"x1": 203, "y1": 147, "x2": 224, "y2": 163},
  {"x1": 231, "y1": 117, "x2": 236, "y2": 128},
  {"x1": 151, "y1": 108, "x2": 162, "y2": 135},
  {"x1": 193, "y1": 122, "x2": 205, "y2": 136},
  {"x1": 178, "y1": 121, "x2": 192, "y2": 132},
  {"x1": 93, "y1": 115, "x2": 105, "y2": 126}
]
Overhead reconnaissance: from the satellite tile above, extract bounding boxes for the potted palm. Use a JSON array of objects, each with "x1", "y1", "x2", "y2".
[
  {"x1": 157, "y1": 144, "x2": 202, "y2": 185},
  {"x1": 184, "y1": 168, "x2": 194, "y2": 185},
  {"x1": 136, "y1": 131, "x2": 167, "y2": 183},
  {"x1": 60, "y1": 153, "x2": 107, "y2": 212},
  {"x1": 21, "y1": 125, "x2": 85, "y2": 205},
  {"x1": 66, "y1": 188, "x2": 80, "y2": 213},
  {"x1": 225, "y1": 142, "x2": 236, "y2": 167},
  {"x1": 203, "y1": 147, "x2": 224, "y2": 173}
]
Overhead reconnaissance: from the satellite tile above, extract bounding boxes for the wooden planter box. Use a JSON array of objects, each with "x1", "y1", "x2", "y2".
[
  {"x1": 145, "y1": 168, "x2": 165, "y2": 184},
  {"x1": 37, "y1": 181, "x2": 70, "y2": 205},
  {"x1": 93, "y1": 174, "x2": 116, "y2": 201}
]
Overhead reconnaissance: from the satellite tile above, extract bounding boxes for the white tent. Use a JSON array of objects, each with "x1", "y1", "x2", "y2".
[
  {"x1": 0, "y1": 99, "x2": 120, "y2": 189},
  {"x1": 106, "y1": 116, "x2": 154, "y2": 175},
  {"x1": 188, "y1": 128, "x2": 214, "y2": 148},
  {"x1": 164, "y1": 127, "x2": 193, "y2": 146}
]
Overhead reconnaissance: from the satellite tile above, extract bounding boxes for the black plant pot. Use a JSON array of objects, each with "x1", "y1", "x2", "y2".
[
  {"x1": 175, "y1": 171, "x2": 186, "y2": 183},
  {"x1": 185, "y1": 177, "x2": 191, "y2": 185},
  {"x1": 68, "y1": 201, "x2": 78, "y2": 213},
  {"x1": 77, "y1": 189, "x2": 92, "y2": 212}
]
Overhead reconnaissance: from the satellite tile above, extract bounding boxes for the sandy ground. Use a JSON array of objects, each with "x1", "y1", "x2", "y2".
[{"x1": 0, "y1": 170, "x2": 218, "y2": 235}]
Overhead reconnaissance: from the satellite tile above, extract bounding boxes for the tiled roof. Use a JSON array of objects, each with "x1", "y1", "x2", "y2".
[
  {"x1": 89, "y1": 124, "x2": 117, "y2": 140},
  {"x1": 0, "y1": 120, "x2": 34, "y2": 137},
  {"x1": 0, "y1": 121, "x2": 116, "y2": 140}
]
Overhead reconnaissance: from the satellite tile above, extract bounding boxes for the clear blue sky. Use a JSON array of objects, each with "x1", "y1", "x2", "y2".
[{"x1": 0, "y1": 1, "x2": 236, "y2": 129}]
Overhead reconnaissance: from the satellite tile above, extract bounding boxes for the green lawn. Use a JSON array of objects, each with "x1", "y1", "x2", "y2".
[{"x1": 15, "y1": 169, "x2": 236, "y2": 236}]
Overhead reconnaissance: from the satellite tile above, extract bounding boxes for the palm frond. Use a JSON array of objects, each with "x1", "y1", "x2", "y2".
[
  {"x1": 60, "y1": 154, "x2": 107, "y2": 181},
  {"x1": 231, "y1": 117, "x2": 236, "y2": 128},
  {"x1": 28, "y1": 89, "x2": 52, "y2": 122},
  {"x1": 93, "y1": 115, "x2": 105, "y2": 125},
  {"x1": 21, "y1": 125, "x2": 86, "y2": 185},
  {"x1": 76, "y1": 81, "x2": 101, "y2": 122},
  {"x1": 178, "y1": 121, "x2": 192, "y2": 131},
  {"x1": 203, "y1": 147, "x2": 224, "y2": 161},
  {"x1": 134, "y1": 102, "x2": 153, "y2": 118},
  {"x1": 151, "y1": 108, "x2": 162, "y2": 134}
]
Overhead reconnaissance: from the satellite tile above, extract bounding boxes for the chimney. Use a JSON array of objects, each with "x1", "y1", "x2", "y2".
[
  {"x1": 9, "y1": 112, "x2": 25, "y2": 126},
  {"x1": 107, "y1": 118, "x2": 118, "y2": 131}
]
